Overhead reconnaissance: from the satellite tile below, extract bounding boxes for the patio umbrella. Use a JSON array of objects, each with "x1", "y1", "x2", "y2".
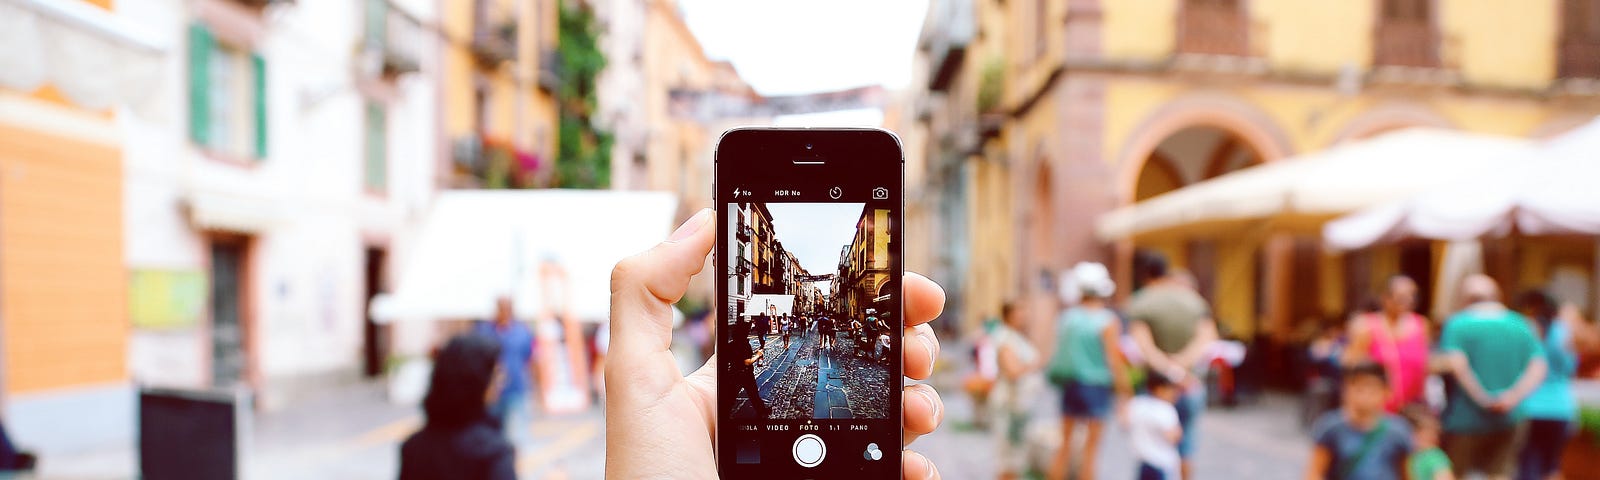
[{"x1": 1324, "y1": 117, "x2": 1600, "y2": 249}]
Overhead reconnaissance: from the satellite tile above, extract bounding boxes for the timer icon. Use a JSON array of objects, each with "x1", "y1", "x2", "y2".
[{"x1": 828, "y1": 187, "x2": 843, "y2": 199}]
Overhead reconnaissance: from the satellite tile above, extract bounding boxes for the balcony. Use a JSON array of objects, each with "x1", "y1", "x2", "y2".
[
  {"x1": 1559, "y1": 38, "x2": 1600, "y2": 79},
  {"x1": 361, "y1": 1, "x2": 422, "y2": 78},
  {"x1": 737, "y1": 225, "x2": 753, "y2": 242},
  {"x1": 1374, "y1": 20, "x2": 1440, "y2": 68},
  {"x1": 471, "y1": 20, "x2": 518, "y2": 66},
  {"x1": 921, "y1": 0, "x2": 974, "y2": 92},
  {"x1": 1177, "y1": 2, "x2": 1249, "y2": 57},
  {"x1": 739, "y1": 259, "x2": 755, "y2": 276}
]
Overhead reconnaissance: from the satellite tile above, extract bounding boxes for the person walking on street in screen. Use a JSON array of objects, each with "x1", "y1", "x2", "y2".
[
  {"x1": 1511, "y1": 290, "x2": 1600, "y2": 480},
  {"x1": 1046, "y1": 262, "x2": 1130, "y2": 480},
  {"x1": 754, "y1": 310, "x2": 770, "y2": 350},
  {"x1": 1343, "y1": 276, "x2": 1431, "y2": 412},
  {"x1": 1438, "y1": 275, "x2": 1547, "y2": 480},
  {"x1": 780, "y1": 314, "x2": 792, "y2": 351},
  {"x1": 1127, "y1": 253, "x2": 1217, "y2": 480},
  {"x1": 825, "y1": 312, "x2": 838, "y2": 348},
  {"x1": 1129, "y1": 372, "x2": 1184, "y2": 480},
  {"x1": 991, "y1": 301, "x2": 1045, "y2": 480},
  {"x1": 1400, "y1": 405, "x2": 1454, "y2": 480},
  {"x1": 472, "y1": 296, "x2": 535, "y2": 446},
  {"x1": 1303, "y1": 362, "x2": 1414, "y2": 480},
  {"x1": 400, "y1": 334, "x2": 516, "y2": 480},
  {"x1": 725, "y1": 317, "x2": 770, "y2": 417}
]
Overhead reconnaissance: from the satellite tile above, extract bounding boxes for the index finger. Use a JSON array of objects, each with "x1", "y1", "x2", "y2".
[{"x1": 904, "y1": 272, "x2": 944, "y2": 328}]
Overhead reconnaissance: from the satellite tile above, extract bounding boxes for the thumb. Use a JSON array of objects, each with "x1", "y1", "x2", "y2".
[{"x1": 609, "y1": 208, "x2": 715, "y2": 357}]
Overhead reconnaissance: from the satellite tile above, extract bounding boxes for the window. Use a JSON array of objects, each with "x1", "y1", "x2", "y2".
[
  {"x1": 1374, "y1": 0, "x2": 1439, "y2": 68},
  {"x1": 364, "y1": 102, "x2": 388, "y2": 192},
  {"x1": 1560, "y1": 0, "x2": 1600, "y2": 78},
  {"x1": 1177, "y1": 0, "x2": 1248, "y2": 56},
  {"x1": 365, "y1": 0, "x2": 387, "y2": 48},
  {"x1": 189, "y1": 24, "x2": 266, "y2": 160}
]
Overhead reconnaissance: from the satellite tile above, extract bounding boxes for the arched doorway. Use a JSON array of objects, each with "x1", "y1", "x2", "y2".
[{"x1": 1125, "y1": 124, "x2": 1277, "y2": 342}]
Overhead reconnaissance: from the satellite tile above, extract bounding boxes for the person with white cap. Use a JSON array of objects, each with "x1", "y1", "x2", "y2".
[{"x1": 1045, "y1": 262, "x2": 1131, "y2": 480}]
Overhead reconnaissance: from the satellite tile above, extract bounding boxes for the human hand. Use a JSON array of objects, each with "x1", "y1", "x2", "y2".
[{"x1": 605, "y1": 209, "x2": 949, "y2": 479}]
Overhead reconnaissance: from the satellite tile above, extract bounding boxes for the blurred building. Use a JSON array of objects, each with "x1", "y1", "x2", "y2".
[
  {"x1": 0, "y1": 0, "x2": 155, "y2": 457},
  {"x1": 915, "y1": 0, "x2": 1600, "y2": 341},
  {"x1": 1, "y1": 0, "x2": 444, "y2": 458},
  {"x1": 440, "y1": 0, "x2": 559, "y2": 188}
]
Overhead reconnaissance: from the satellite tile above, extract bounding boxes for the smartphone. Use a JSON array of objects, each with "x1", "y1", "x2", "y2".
[{"x1": 714, "y1": 128, "x2": 904, "y2": 477}]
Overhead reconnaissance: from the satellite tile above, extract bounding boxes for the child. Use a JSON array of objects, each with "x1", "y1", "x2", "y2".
[
  {"x1": 1128, "y1": 371, "x2": 1182, "y2": 480},
  {"x1": 1304, "y1": 362, "x2": 1413, "y2": 480},
  {"x1": 1399, "y1": 405, "x2": 1454, "y2": 480}
]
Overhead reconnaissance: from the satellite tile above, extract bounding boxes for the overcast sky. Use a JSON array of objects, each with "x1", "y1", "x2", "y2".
[
  {"x1": 763, "y1": 203, "x2": 866, "y2": 285},
  {"x1": 677, "y1": 0, "x2": 929, "y2": 97}
]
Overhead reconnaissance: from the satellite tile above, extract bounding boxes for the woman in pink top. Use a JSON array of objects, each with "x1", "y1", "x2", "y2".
[{"x1": 1343, "y1": 276, "x2": 1431, "y2": 412}]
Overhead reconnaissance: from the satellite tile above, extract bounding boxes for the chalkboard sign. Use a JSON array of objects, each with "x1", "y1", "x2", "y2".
[{"x1": 139, "y1": 387, "x2": 249, "y2": 480}]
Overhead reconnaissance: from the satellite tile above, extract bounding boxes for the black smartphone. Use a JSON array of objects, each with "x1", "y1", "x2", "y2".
[{"x1": 714, "y1": 127, "x2": 904, "y2": 478}]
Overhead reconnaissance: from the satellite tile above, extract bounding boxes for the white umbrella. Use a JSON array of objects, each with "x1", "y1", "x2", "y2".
[
  {"x1": 371, "y1": 190, "x2": 679, "y2": 323},
  {"x1": 1325, "y1": 117, "x2": 1600, "y2": 249},
  {"x1": 1097, "y1": 128, "x2": 1530, "y2": 241}
]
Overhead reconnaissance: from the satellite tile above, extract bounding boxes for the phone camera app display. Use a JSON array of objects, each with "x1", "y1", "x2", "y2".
[{"x1": 724, "y1": 202, "x2": 895, "y2": 421}]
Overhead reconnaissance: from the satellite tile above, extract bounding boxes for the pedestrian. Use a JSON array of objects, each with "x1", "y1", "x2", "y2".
[
  {"x1": 818, "y1": 314, "x2": 835, "y2": 350},
  {"x1": 1046, "y1": 262, "x2": 1129, "y2": 480},
  {"x1": 1303, "y1": 362, "x2": 1413, "y2": 480},
  {"x1": 991, "y1": 301, "x2": 1045, "y2": 480},
  {"x1": 755, "y1": 311, "x2": 770, "y2": 349},
  {"x1": 1127, "y1": 254, "x2": 1217, "y2": 480},
  {"x1": 399, "y1": 333, "x2": 516, "y2": 480},
  {"x1": 1128, "y1": 370, "x2": 1183, "y2": 480},
  {"x1": 1400, "y1": 405, "x2": 1454, "y2": 480},
  {"x1": 1511, "y1": 289, "x2": 1600, "y2": 480},
  {"x1": 1343, "y1": 276, "x2": 1430, "y2": 412},
  {"x1": 472, "y1": 296, "x2": 535, "y2": 446},
  {"x1": 1437, "y1": 274, "x2": 1548, "y2": 480},
  {"x1": 725, "y1": 317, "x2": 770, "y2": 417},
  {"x1": 780, "y1": 314, "x2": 792, "y2": 350},
  {"x1": 0, "y1": 417, "x2": 35, "y2": 473}
]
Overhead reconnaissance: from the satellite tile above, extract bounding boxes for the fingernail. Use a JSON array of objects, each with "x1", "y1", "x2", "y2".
[
  {"x1": 668, "y1": 209, "x2": 710, "y2": 242},
  {"x1": 915, "y1": 386, "x2": 940, "y2": 422},
  {"x1": 918, "y1": 333, "x2": 936, "y2": 372}
]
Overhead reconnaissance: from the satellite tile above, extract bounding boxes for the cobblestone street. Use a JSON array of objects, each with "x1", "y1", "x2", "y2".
[
  {"x1": 914, "y1": 359, "x2": 1311, "y2": 479},
  {"x1": 734, "y1": 322, "x2": 894, "y2": 420}
]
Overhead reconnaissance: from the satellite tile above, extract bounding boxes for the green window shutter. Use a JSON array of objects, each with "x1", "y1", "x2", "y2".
[
  {"x1": 188, "y1": 24, "x2": 213, "y2": 147},
  {"x1": 252, "y1": 53, "x2": 267, "y2": 159}
]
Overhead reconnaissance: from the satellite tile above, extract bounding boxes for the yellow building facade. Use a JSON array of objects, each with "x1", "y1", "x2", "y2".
[
  {"x1": 921, "y1": 0, "x2": 1600, "y2": 340},
  {"x1": 440, "y1": 0, "x2": 559, "y2": 186}
]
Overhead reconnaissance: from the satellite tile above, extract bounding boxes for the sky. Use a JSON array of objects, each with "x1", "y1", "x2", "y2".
[
  {"x1": 763, "y1": 202, "x2": 867, "y2": 288},
  {"x1": 677, "y1": 0, "x2": 930, "y2": 97}
]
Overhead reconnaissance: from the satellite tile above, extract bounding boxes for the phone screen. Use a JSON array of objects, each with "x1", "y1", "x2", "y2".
[{"x1": 715, "y1": 128, "x2": 903, "y2": 477}]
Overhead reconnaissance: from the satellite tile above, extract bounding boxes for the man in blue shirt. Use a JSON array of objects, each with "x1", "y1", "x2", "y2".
[
  {"x1": 474, "y1": 296, "x2": 535, "y2": 445},
  {"x1": 1438, "y1": 275, "x2": 1547, "y2": 480}
]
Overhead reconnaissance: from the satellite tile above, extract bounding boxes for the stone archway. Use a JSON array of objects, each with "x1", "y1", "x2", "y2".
[{"x1": 1112, "y1": 93, "x2": 1293, "y2": 339}]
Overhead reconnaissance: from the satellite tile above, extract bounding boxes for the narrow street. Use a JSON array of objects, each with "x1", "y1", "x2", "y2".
[{"x1": 733, "y1": 321, "x2": 893, "y2": 420}]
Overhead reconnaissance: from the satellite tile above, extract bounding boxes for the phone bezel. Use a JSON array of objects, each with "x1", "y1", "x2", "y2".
[{"x1": 713, "y1": 127, "x2": 905, "y2": 478}]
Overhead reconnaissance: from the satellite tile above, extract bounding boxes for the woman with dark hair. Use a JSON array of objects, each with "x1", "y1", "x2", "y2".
[
  {"x1": 400, "y1": 334, "x2": 516, "y2": 480},
  {"x1": 1512, "y1": 289, "x2": 1600, "y2": 480}
]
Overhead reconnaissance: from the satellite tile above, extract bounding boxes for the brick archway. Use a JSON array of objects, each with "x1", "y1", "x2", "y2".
[{"x1": 1114, "y1": 93, "x2": 1295, "y2": 205}]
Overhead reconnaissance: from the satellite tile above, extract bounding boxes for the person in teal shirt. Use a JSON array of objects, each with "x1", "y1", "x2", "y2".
[
  {"x1": 1437, "y1": 275, "x2": 1547, "y2": 480},
  {"x1": 1046, "y1": 262, "x2": 1130, "y2": 480},
  {"x1": 1512, "y1": 290, "x2": 1600, "y2": 480}
]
